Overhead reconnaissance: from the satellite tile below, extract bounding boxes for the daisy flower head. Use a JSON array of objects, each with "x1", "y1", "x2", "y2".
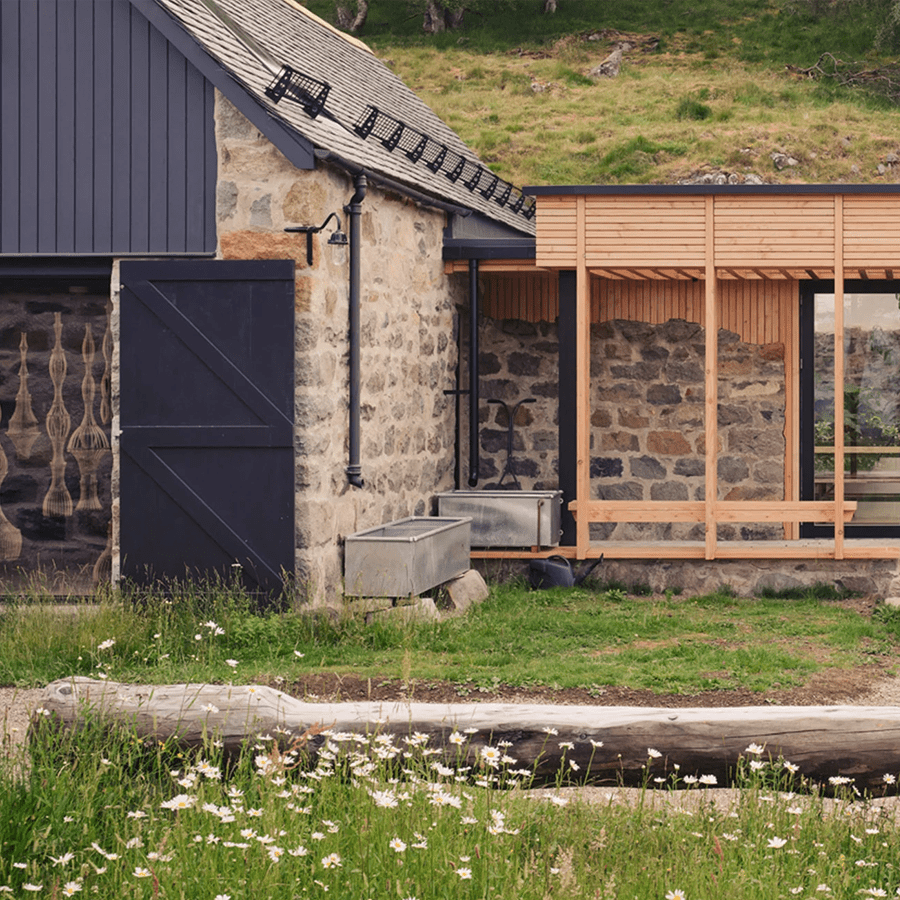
[
  {"x1": 225, "y1": 659, "x2": 239, "y2": 668},
  {"x1": 133, "y1": 867, "x2": 152, "y2": 878},
  {"x1": 22, "y1": 885, "x2": 42, "y2": 892},
  {"x1": 161, "y1": 793, "x2": 196, "y2": 810},
  {"x1": 321, "y1": 853, "x2": 342, "y2": 869},
  {"x1": 767, "y1": 836, "x2": 788, "y2": 849},
  {"x1": 884, "y1": 773, "x2": 897, "y2": 785},
  {"x1": 745, "y1": 743, "x2": 765, "y2": 755},
  {"x1": 456, "y1": 867, "x2": 473, "y2": 879},
  {"x1": 666, "y1": 890, "x2": 687, "y2": 900},
  {"x1": 647, "y1": 748, "x2": 662, "y2": 759},
  {"x1": 61, "y1": 883, "x2": 81, "y2": 897},
  {"x1": 370, "y1": 789, "x2": 399, "y2": 808},
  {"x1": 389, "y1": 837, "x2": 407, "y2": 853},
  {"x1": 97, "y1": 639, "x2": 115, "y2": 650},
  {"x1": 480, "y1": 745, "x2": 502, "y2": 767}
]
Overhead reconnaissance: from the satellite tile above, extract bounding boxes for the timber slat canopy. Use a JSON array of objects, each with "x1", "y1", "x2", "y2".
[{"x1": 465, "y1": 186, "x2": 900, "y2": 563}]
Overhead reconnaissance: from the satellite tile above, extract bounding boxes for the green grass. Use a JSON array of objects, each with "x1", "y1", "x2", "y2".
[
  {"x1": 3, "y1": 580, "x2": 900, "y2": 897},
  {"x1": 6, "y1": 700, "x2": 900, "y2": 899},
  {"x1": 301, "y1": 0, "x2": 900, "y2": 186},
  {"x1": 0, "y1": 580, "x2": 891, "y2": 696}
]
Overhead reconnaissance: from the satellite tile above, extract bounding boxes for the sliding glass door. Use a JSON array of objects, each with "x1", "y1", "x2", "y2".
[{"x1": 802, "y1": 281, "x2": 900, "y2": 535}]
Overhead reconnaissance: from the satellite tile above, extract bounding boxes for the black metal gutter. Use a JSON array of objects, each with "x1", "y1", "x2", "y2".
[
  {"x1": 524, "y1": 183, "x2": 900, "y2": 196},
  {"x1": 467, "y1": 258, "x2": 480, "y2": 487},
  {"x1": 443, "y1": 238, "x2": 536, "y2": 260},
  {"x1": 346, "y1": 174, "x2": 366, "y2": 489},
  {"x1": 314, "y1": 150, "x2": 473, "y2": 218}
]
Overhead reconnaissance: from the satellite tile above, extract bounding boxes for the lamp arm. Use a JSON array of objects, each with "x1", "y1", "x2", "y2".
[{"x1": 318, "y1": 211, "x2": 343, "y2": 233}]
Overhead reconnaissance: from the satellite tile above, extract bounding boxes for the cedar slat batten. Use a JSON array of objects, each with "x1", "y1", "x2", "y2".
[
  {"x1": 705, "y1": 196, "x2": 718, "y2": 560},
  {"x1": 834, "y1": 196, "x2": 846, "y2": 560},
  {"x1": 576, "y1": 195, "x2": 590, "y2": 559}
]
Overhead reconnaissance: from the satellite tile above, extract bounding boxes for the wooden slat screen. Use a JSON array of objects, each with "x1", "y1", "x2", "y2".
[
  {"x1": 534, "y1": 192, "x2": 900, "y2": 275},
  {"x1": 584, "y1": 195, "x2": 706, "y2": 269},
  {"x1": 843, "y1": 195, "x2": 900, "y2": 270},
  {"x1": 535, "y1": 196, "x2": 578, "y2": 267},
  {"x1": 482, "y1": 274, "x2": 796, "y2": 346},
  {"x1": 714, "y1": 196, "x2": 834, "y2": 269}
]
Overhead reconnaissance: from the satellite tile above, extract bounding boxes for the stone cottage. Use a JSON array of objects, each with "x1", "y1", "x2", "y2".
[
  {"x1": 0, "y1": 0, "x2": 534, "y2": 599},
  {"x1": 7, "y1": 1, "x2": 900, "y2": 602}
]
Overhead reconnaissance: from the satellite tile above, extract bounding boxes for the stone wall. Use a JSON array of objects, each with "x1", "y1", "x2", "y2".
[
  {"x1": 476, "y1": 314, "x2": 786, "y2": 541},
  {"x1": 214, "y1": 94, "x2": 461, "y2": 603},
  {"x1": 473, "y1": 316, "x2": 560, "y2": 489},
  {"x1": 590, "y1": 319, "x2": 785, "y2": 541}
]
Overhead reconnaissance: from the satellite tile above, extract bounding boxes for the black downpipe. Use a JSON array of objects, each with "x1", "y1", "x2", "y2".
[
  {"x1": 468, "y1": 258, "x2": 480, "y2": 487},
  {"x1": 346, "y1": 174, "x2": 367, "y2": 488}
]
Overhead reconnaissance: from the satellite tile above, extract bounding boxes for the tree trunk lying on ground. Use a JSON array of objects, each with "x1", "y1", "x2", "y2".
[{"x1": 37, "y1": 678, "x2": 900, "y2": 790}]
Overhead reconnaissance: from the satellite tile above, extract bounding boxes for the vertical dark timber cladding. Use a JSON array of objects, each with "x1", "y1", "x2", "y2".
[{"x1": 119, "y1": 260, "x2": 295, "y2": 597}]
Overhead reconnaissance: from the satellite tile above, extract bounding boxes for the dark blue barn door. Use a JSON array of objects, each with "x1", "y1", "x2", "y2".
[{"x1": 119, "y1": 260, "x2": 294, "y2": 595}]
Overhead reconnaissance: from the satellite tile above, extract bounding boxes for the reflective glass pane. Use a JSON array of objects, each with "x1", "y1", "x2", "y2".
[{"x1": 814, "y1": 292, "x2": 900, "y2": 525}]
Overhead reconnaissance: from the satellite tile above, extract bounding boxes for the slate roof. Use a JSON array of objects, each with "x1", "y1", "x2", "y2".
[{"x1": 141, "y1": 0, "x2": 534, "y2": 236}]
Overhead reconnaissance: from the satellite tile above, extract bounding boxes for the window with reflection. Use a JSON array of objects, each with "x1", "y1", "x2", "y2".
[{"x1": 802, "y1": 282, "x2": 900, "y2": 535}]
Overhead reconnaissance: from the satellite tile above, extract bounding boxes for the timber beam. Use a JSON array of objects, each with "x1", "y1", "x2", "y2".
[{"x1": 37, "y1": 679, "x2": 900, "y2": 791}]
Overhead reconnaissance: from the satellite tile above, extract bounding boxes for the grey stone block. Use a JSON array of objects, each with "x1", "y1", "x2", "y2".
[
  {"x1": 365, "y1": 597, "x2": 440, "y2": 625},
  {"x1": 443, "y1": 569, "x2": 489, "y2": 615}
]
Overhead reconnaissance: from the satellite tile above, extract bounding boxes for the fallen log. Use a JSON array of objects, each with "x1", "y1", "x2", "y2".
[{"x1": 37, "y1": 678, "x2": 900, "y2": 790}]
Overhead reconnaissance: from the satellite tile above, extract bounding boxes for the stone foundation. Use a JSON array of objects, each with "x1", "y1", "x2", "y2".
[{"x1": 474, "y1": 557, "x2": 900, "y2": 599}]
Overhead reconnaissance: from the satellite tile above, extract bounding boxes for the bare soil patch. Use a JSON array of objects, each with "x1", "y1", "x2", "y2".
[
  {"x1": 280, "y1": 663, "x2": 893, "y2": 709},
  {"x1": 276, "y1": 592, "x2": 899, "y2": 708}
]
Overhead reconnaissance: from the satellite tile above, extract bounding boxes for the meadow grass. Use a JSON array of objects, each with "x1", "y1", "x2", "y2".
[
  {"x1": 0, "y1": 579, "x2": 893, "y2": 694},
  {"x1": 2, "y1": 581, "x2": 900, "y2": 896},
  {"x1": 302, "y1": 0, "x2": 900, "y2": 187},
  {"x1": 5, "y1": 701, "x2": 900, "y2": 899}
]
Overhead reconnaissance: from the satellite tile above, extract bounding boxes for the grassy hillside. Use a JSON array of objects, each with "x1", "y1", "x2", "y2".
[{"x1": 304, "y1": 0, "x2": 900, "y2": 186}]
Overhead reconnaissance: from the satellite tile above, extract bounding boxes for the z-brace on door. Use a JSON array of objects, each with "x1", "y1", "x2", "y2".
[{"x1": 119, "y1": 260, "x2": 295, "y2": 596}]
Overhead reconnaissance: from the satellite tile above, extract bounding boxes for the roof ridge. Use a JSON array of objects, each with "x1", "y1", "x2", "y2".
[{"x1": 278, "y1": 0, "x2": 374, "y2": 56}]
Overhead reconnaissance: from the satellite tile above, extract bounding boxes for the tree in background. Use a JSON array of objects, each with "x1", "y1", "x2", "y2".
[
  {"x1": 331, "y1": 0, "x2": 555, "y2": 35},
  {"x1": 334, "y1": 0, "x2": 368, "y2": 32}
]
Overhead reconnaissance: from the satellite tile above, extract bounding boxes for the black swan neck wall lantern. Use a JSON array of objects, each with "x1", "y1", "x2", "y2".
[{"x1": 285, "y1": 212, "x2": 348, "y2": 266}]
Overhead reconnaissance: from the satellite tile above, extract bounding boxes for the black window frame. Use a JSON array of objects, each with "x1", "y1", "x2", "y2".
[{"x1": 800, "y1": 278, "x2": 900, "y2": 538}]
